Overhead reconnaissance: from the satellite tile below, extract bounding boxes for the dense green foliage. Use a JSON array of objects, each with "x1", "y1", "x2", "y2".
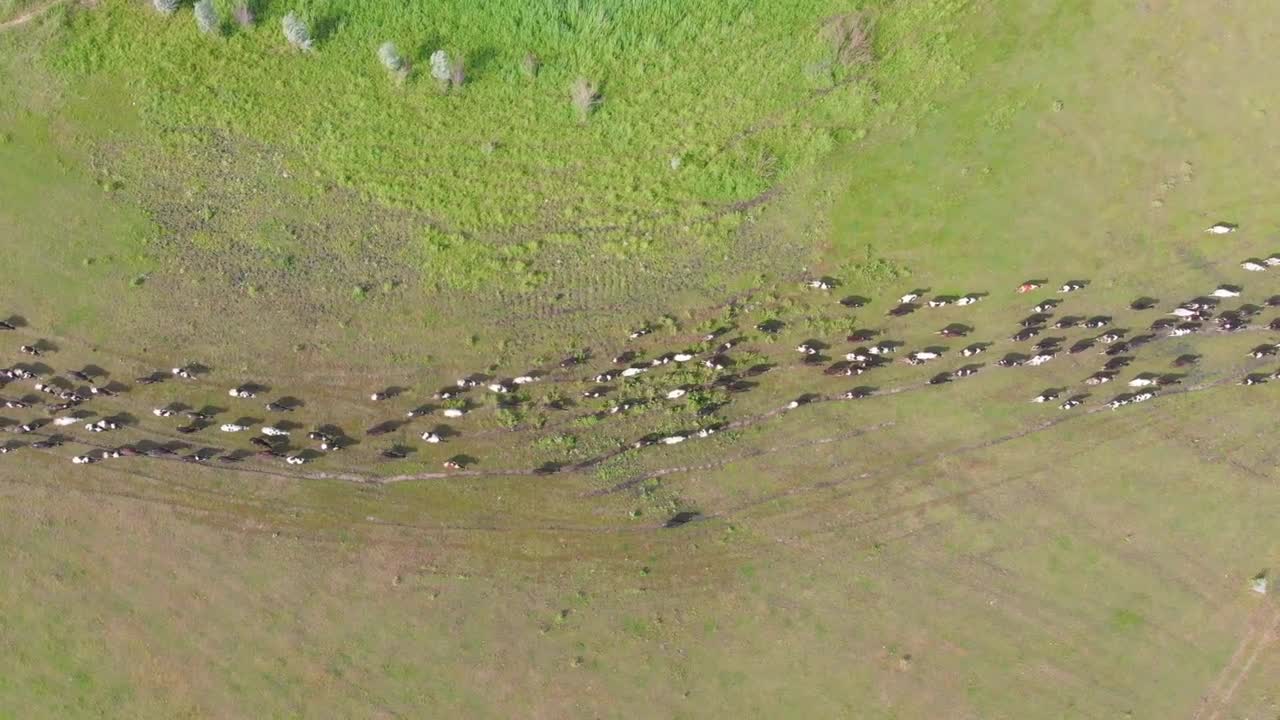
[{"x1": 53, "y1": 0, "x2": 881, "y2": 236}]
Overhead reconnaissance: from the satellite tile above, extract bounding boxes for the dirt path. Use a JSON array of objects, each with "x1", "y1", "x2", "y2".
[
  {"x1": 0, "y1": 0, "x2": 67, "y2": 30},
  {"x1": 1192, "y1": 598, "x2": 1280, "y2": 720}
]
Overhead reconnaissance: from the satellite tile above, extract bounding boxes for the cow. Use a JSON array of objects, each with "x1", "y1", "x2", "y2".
[
  {"x1": 1210, "y1": 286, "x2": 1242, "y2": 298},
  {"x1": 1017, "y1": 282, "x2": 1041, "y2": 294},
  {"x1": 960, "y1": 344, "x2": 987, "y2": 358},
  {"x1": 261, "y1": 426, "x2": 290, "y2": 437},
  {"x1": 1084, "y1": 316, "x2": 1111, "y2": 329},
  {"x1": 421, "y1": 432, "x2": 442, "y2": 443},
  {"x1": 1059, "y1": 281, "x2": 1086, "y2": 293},
  {"x1": 1032, "y1": 389, "x2": 1060, "y2": 403},
  {"x1": 1242, "y1": 260, "x2": 1268, "y2": 272},
  {"x1": 220, "y1": 423, "x2": 248, "y2": 432},
  {"x1": 152, "y1": 407, "x2": 176, "y2": 417},
  {"x1": 1059, "y1": 398, "x2": 1082, "y2": 410},
  {"x1": 442, "y1": 408, "x2": 466, "y2": 418},
  {"x1": 1205, "y1": 222, "x2": 1237, "y2": 234}
]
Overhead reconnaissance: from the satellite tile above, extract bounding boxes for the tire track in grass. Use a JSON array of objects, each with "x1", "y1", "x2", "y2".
[{"x1": 1193, "y1": 599, "x2": 1280, "y2": 720}]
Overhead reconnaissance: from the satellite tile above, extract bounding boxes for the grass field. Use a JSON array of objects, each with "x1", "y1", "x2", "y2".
[{"x1": 2, "y1": 0, "x2": 1279, "y2": 717}]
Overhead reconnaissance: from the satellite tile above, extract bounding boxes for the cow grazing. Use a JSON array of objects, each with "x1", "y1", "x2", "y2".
[
  {"x1": 1205, "y1": 222, "x2": 1237, "y2": 234},
  {"x1": 904, "y1": 350, "x2": 940, "y2": 365},
  {"x1": 1084, "y1": 316, "x2": 1111, "y2": 329},
  {"x1": 1054, "y1": 316, "x2": 1083, "y2": 329}
]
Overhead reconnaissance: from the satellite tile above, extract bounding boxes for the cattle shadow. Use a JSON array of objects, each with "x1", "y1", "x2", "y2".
[
  {"x1": 232, "y1": 416, "x2": 262, "y2": 428},
  {"x1": 2, "y1": 315, "x2": 27, "y2": 328},
  {"x1": 839, "y1": 295, "x2": 869, "y2": 308},
  {"x1": 365, "y1": 420, "x2": 403, "y2": 436},
  {"x1": 847, "y1": 329, "x2": 879, "y2": 342},
  {"x1": 1068, "y1": 340, "x2": 1095, "y2": 354},
  {"x1": 744, "y1": 363, "x2": 775, "y2": 377},
  {"x1": 846, "y1": 386, "x2": 876, "y2": 399},
  {"x1": 448, "y1": 453, "x2": 479, "y2": 468},
  {"x1": 380, "y1": 445, "x2": 414, "y2": 459},
  {"x1": 106, "y1": 412, "x2": 138, "y2": 427},
  {"x1": 1171, "y1": 354, "x2": 1200, "y2": 367},
  {"x1": 1130, "y1": 296, "x2": 1159, "y2": 310},
  {"x1": 664, "y1": 510, "x2": 702, "y2": 529},
  {"x1": 928, "y1": 372, "x2": 951, "y2": 385},
  {"x1": 755, "y1": 319, "x2": 785, "y2": 334},
  {"x1": 886, "y1": 303, "x2": 918, "y2": 317},
  {"x1": 534, "y1": 462, "x2": 562, "y2": 475}
]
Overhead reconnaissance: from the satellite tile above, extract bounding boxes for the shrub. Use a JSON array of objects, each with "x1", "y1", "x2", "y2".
[
  {"x1": 449, "y1": 56, "x2": 466, "y2": 90},
  {"x1": 569, "y1": 77, "x2": 601, "y2": 122},
  {"x1": 377, "y1": 41, "x2": 405, "y2": 73},
  {"x1": 282, "y1": 12, "x2": 313, "y2": 52},
  {"x1": 194, "y1": 0, "x2": 219, "y2": 35},
  {"x1": 821, "y1": 12, "x2": 873, "y2": 69},
  {"x1": 152, "y1": 0, "x2": 178, "y2": 15},
  {"x1": 429, "y1": 50, "x2": 452, "y2": 89},
  {"x1": 520, "y1": 52, "x2": 541, "y2": 78},
  {"x1": 233, "y1": 3, "x2": 255, "y2": 27}
]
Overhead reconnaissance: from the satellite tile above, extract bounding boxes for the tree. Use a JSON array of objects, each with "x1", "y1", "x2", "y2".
[
  {"x1": 233, "y1": 3, "x2": 255, "y2": 28},
  {"x1": 282, "y1": 12, "x2": 313, "y2": 51},
  {"x1": 152, "y1": 0, "x2": 178, "y2": 15},
  {"x1": 194, "y1": 0, "x2": 220, "y2": 35}
]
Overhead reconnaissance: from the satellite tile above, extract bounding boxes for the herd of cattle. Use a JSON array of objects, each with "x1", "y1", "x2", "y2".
[{"x1": 0, "y1": 227, "x2": 1277, "y2": 472}]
